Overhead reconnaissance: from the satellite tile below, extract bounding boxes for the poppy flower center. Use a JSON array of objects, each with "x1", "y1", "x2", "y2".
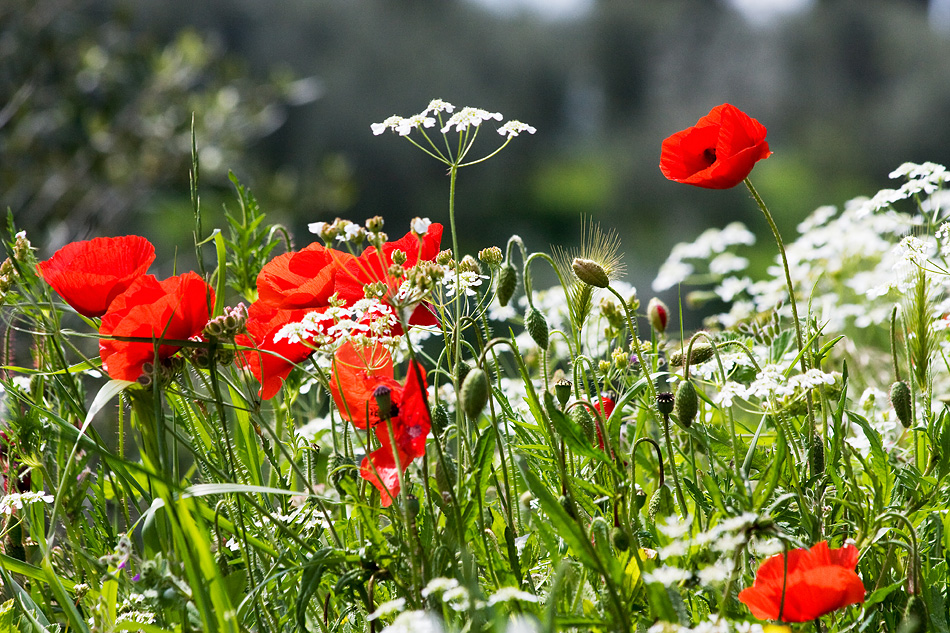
[{"x1": 702, "y1": 147, "x2": 717, "y2": 166}]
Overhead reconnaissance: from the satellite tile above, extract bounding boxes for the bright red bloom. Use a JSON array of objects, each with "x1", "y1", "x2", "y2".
[
  {"x1": 660, "y1": 104, "x2": 771, "y2": 189},
  {"x1": 99, "y1": 272, "x2": 214, "y2": 382},
  {"x1": 37, "y1": 235, "x2": 155, "y2": 318},
  {"x1": 257, "y1": 242, "x2": 355, "y2": 310},
  {"x1": 331, "y1": 341, "x2": 430, "y2": 506},
  {"x1": 738, "y1": 541, "x2": 865, "y2": 622},
  {"x1": 333, "y1": 225, "x2": 443, "y2": 326},
  {"x1": 593, "y1": 394, "x2": 616, "y2": 449},
  {"x1": 236, "y1": 302, "x2": 316, "y2": 400}
]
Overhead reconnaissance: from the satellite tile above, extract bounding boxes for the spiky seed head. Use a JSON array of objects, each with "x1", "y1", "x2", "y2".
[
  {"x1": 656, "y1": 391, "x2": 675, "y2": 417},
  {"x1": 554, "y1": 378, "x2": 572, "y2": 407}
]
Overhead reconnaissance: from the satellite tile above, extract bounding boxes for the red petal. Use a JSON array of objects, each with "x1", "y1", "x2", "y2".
[
  {"x1": 37, "y1": 235, "x2": 155, "y2": 318},
  {"x1": 257, "y1": 243, "x2": 343, "y2": 309},
  {"x1": 330, "y1": 341, "x2": 395, "y2": 429},
  {"x1": 236, "y1": 302, "x2": 314, "y2": 399}
]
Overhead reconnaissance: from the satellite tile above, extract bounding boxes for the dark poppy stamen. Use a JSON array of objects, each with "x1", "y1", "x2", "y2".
[{"x1": 703, "y1": 148, "x2": 717, "y2": 165}]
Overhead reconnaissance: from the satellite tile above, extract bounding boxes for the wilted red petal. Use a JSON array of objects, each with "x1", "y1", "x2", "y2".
[
  {"x1": 660, "y1": 104, "x2": 771, "y2": 190},
  {"x1": 386, "y1": 361, "x2": 430, "y2": 461},
  {"x1": 360, "y1": 445, "x2": 408, "y2": 507},
  {"x1": 236, "y1": 302, "x2": 314, "y2": 400},
  {"x1": 37, "y1": 235, "x2": 155, "y2": 318},
  {"x1": 99, "y1": 272, "x2": 214, "y2": 382},
  {"x1": 738, "y1": 541, "x2": 864, "y2": 623},
  {"x1": 257, "y1": 242, "x2": 352, "y2": 310},
  {"x1": 330, "y1": 341, "x2": 396, "y2": 429}
]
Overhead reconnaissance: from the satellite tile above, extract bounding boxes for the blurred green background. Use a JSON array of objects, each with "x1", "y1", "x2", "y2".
[{"x1": 4, "y1": 0, "x2": 950, "y2": 301}]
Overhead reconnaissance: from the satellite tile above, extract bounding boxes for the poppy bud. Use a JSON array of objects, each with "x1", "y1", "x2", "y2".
[
  {"x1": 405, "y1": 495, "x2": 420, "y2": 520},
  {"x1": 570, "y1": 406, "x2": 596, "y2": 444},
  {"x1": 430, "y1": 402, "x2": 449, "y2": 437},
  {"x1": 435, "y1": 457, "x2": 457, "y2": 496},
  {"x1": 648, "y1": 484, "x2": 675, "y2": 522},
  {"x1": 496, "y1": 263, "x2": 517, "y2": 306},
  {"x1": 647, "y1": 297, "x2": 669, "y2": 334},
  {"x1": 610, "y1": 526, "x2": 630, "y2": 552},
  {"x1": 373, "y1": 385, "x2": 393, "y2": 420},
  {"x1": 572, "y1": 257, "x2": 610, "y2": 288},
  {"x1": 674, "y1": 380, "x2": 699, "y2": 428},
  {"x1": 890, "y1": 380, "x2": 913, "y2": 428},
  {"x1": 656, "y1": 392, "x2": 675, "y2": 417},
  {"x1": 670, "y1": 342, "x2": 715, "y2": 367},
  {"x1": 633, "y1": 485, "x2": 647, "y2": 511},
  {"x1": 901, "y1": 595, "x2": 927, "y2": 633},
  {"x1": 554, "y1": 378, "x2": 572, "y2": 407},
  {"x1": 525, "y1": 307, "x2": 549, "y2": 350},
  {"x1": 461, "y1": 368, "x2": 490, "y2": 420}
]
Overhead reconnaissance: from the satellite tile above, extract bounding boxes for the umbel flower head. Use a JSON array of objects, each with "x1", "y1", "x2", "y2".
[
  {"x1": 660, "y1": 103, "x2": 771, "y2": 189},
  {"x1": 738, "y1": 540, "x2": 865, "y2": 622}
]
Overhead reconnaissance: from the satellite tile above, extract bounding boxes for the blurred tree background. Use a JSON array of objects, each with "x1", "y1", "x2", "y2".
[{"x1": 4, "y1": 0, "x2": 950, "y2": 299}]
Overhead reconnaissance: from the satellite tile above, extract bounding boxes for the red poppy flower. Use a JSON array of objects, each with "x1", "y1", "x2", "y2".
[
  {"x1": 592, "y1": 394, "x2": 616, "y2": 449},
  {"x1": 738, "y1": 541, "x2": 865, "y2": 622},
  {"x1": 257, "y1": 242, "x2": 355, "y2": 310},
  {"x1": 99, "y1": 272, "x2": 214, "y2": 382},
  {"x1": 236, "y1": 302, "x2": 317, "y2": 400},
  {"x1": 37, "y1": 235, "x2": 155, "y2": 318},
  {"x1": 660, "y1": 104, "x2": 772, "y2": 189},
  {"x1": 333, "y1": 225, "x2": 443, "y2": 311},
  {"x1": 330, "y1": 341, "x2": 430, "y2": 506}
]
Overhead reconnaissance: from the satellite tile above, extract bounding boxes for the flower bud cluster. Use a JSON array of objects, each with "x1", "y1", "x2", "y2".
[
  {"x1": 137, "y1": 356, "x2": 185, "y2": 388},
  {"x1": 478, "y1": 246, "x2": 503, "y2": 268},
  {"x1": 309, "y1": 218, "x2": 372, "y2": 246},
  {"x1": 203, "y1": 304, "x2": 249, "y2": 339}
]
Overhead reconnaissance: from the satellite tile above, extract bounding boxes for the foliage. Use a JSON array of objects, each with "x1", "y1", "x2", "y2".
[{"x1": 3, "y1": 100, "x2": 950, "y2": 633}]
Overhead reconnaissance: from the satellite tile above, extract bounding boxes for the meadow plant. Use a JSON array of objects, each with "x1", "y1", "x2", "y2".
[{"x1": 1, "y1": 100, "x2": 949, "y2": 633}]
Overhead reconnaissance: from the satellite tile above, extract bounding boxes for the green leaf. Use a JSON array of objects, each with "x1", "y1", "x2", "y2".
[{"x1": 543, "y1": 391, "x2": 614, "y2": 470}]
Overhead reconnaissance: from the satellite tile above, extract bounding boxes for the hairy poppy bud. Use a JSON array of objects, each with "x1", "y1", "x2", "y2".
[
  {"x1": 461, "y1": 368, "x2": 490, "y2": 420},
  {"x1": 890, "y1": 380, "x2": 913, "y2": 428},
  {"x1": 674, "y1": 380, "x2": 698, "y2": 428},
  {"x1": 656, "y1": 391, "x2": 675, "y2": 417},
  {"x1": 373, "y1": 385, "x2": 393, "y2": 420},
  {"x1": 610, "y1": 526, "x2": 630, "y2": 552},
  {"x1": 525, "y1": 307, "x2": 549, "y2": 350},
  {"x1": 554, "y1": 378, "x2": 572, "y2": 407},
  {"x1": 571, "y1": 406, "x2": 596, "y2": 444},
  {"x1": 648, "y1": 484, "x2": 675, "y2": 521},
  {"x1": 901, "y1": 595, "x2": 927, "y2": 633},
  {"x1": 648, "y1": 297, "x2": 669, "y2": 334},
  {"x1": 670, "y1": 341, "x2": 715, "y2": 367},
  {"x1": 435, "y1": 456, "x2": 457, "y2": 495},
  {"x1": 430, "y1": 402, "x2": 449, "y2": 437},
  {"x1": 572, "y1": 257, "x2": 610, "y2": 288},
  {"x1": 496, "y1": 263, "x2": 517, "y2": 306}
]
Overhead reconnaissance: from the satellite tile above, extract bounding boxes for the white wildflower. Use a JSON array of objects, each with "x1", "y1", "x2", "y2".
[
  {"x1": 422, "y1": 577, "x2": 459, "y2": 598},
  {"x1": 443, "y1": 271, "x2": 488, "y2": 297},
  {"x1": 395, "y1": 114, "x2": 436, "y2": 136},
  {"x1": 372, "y1": 115, "x2": 406, "y2": 136},
  {"x1": 0, "y1": 491, "x2": 55, "y2": 515},
  {"x1": 643, "y1": 566, "x2": 691, "y2": 586},
  {"x1": 497, "y1": 120, "x2": 537, "y2": 138},
  {"x1": 368, "y1": 598, "x2": 406, "y2": 621},
  {"x1": 425, "y1": 99, "x2": 455, "y2": 115},
  {"x1": 381, "y1": 611, "x2": 443, "y2": 633},
  {"x1": 440, "y1": 107, "x2": 503, "y2": 134},
  {"x1": 709, "y1": 252, "x2": 749, "y2": 276},
  {"x1": 487, "y1": 587, "x2": 539, "y2": 605},
  {"x1": 411, "y1": 217, "x2": 432, "y2": 235}
]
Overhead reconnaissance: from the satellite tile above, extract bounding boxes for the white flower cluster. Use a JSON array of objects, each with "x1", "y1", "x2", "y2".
[
  {"x1": 0, "y1": 491, "x2": 54, "y2": 515},
  {"x1": 371, "y1": 99, "x2": 535, "y2": 140},
  {"x1": 714, "y1": 365, "x2": 837, "y2": 411},
  {"x1": 648, "y1": 619, "x2": 767, "y2": 633},
  {"x1": 380, "y1": 611, "x2": 444, "y2": 633},
  {"x1": 653, "y1": 222, "x2": 756, "y2": 292},
  {"x1": 442, "y1": 270, "x2": 488, "y2": 298},
  {"x1": 273, "y1": 299, "x2": 398, "y2": 350}
]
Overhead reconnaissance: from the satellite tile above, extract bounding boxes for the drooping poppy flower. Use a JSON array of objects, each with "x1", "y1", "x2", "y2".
[
  {"x1": 592, "y1": 393, "x2": 616, "y2": 449},
  {"x1": 330, "y1": 340, "x2": 430, "y2": 506},
  {"x1": 738, "y1": 541, "x2": 865, "y2": 622},
  {"x1": 256, "y1": 242, "x2": 355, "y2": 310},
  {"x1": 99, "y1": 272, "x2": 214, "y2": 382},
  {"x1": 236, "y1": 301, "x2": 316, "y2": 400},
  {"x1": 37, "y1": 235, "x2": 155, "y2": 318},
  {"x1": 333, "y1": 225, "x2": 443, "y2": 328},
  {"x1": 660, "y1": 104, "x2": 771, "y2": 190}
]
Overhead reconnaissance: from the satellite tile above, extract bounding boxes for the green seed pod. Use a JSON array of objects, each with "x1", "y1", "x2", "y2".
[
  {"x1": 435, "y1": 456, "x2": 457, "y2": 496},
  {"x1": 674, "y1": 380, "x2": 699, "y2": 428},
  {"x1": 610, "y1": 526, "x2": 630, "y2": 552},
  {"x1": 554, "y1": 378, "x2": 572, "y2": 407},
  {"x1": 670, "y1": 342, "x2": 715, "y2": 368},
  {"x1": 890, "y1": 380, "x2": 913, "y2": 428},
  {"x1": 656, "y1": 391, "x2": 675, "y2": 417},
  {"x1": 430, "y1": 402, "x2": 449, "y2": 437},
  {"x1": 570, "y1": 406, "x2": 597, "y2": 444},
  {"x1": 648, "y1": 484, "x2": 675, "y2": 522},
  {"x1": 496, "y1": 263, "x2": 517, "y2": 306},
  {"x1": 899, "y1": 595, "x2": 928, "y2": 633},
  {"x1": 525, "y1": 307, "x2": 549, "y2": 350},
  {"x1": 461, "y1": 367, "x2": 490, "y2": 420}
]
